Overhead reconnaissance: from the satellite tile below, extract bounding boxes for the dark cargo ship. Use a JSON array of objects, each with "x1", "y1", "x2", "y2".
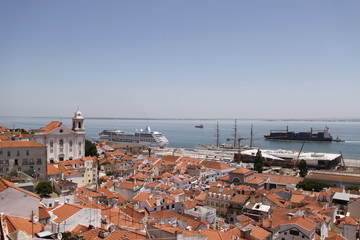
[{"x1": 264, "y1": 126, "x2": 333, "y2": 142}]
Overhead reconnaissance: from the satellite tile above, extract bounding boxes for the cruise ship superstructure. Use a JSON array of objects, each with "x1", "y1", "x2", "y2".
[{"x1": 93, "y1": 126, "x2": 169, "y2": 147}]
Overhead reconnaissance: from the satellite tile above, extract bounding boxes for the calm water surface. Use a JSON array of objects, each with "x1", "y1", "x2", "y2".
[{"x1": 1, "y1": 117, "x2": 360, "y2": 159}]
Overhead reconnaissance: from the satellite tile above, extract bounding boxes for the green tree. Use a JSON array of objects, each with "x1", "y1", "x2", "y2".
[
  {"x1": 35, "y1": 182, "x2": 53, "y2": 197},
  {"x1": 298, "y1": 159, "x2": 308, "y2": 177},
  {"x1": 346, "y1": 186, "x2": 359, "y2": 191},
  {"x1": 254, "y1": 150, "x2": 264, "y2": 173},
  {"x1": 296, "y1": 179, "x2": 333, "y2": 192},
  {"x1": 85, "y1": 139, "x2": 98, "y2": 156}
]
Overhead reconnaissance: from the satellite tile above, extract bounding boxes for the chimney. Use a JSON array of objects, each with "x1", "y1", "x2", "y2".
[{"x1": 156, "y1": 197, "x2": 161, "y2": 206}]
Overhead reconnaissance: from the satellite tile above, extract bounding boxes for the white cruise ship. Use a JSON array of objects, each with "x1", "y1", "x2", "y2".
[{"x1": 93, "y1": 126, "x2": 169, "y2": 147}]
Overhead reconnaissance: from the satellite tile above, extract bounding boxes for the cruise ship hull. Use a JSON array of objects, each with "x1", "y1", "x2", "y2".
[{"x1": 93, "y1": 127, "x2": 169, "y2": 147}]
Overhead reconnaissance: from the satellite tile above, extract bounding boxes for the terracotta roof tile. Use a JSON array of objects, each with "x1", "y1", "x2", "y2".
[
  {"x1": 0, "y1": 140, "x2": 46, "y2": 148},
  {"x1": 5, "y1": 215, "x2": 43, "y2": 236},
  {"x1": 231, "y1": 168, "x2": 252, "y2": 174},
  {"x1": 41, "y1": 121, "x2": 74, "y2": 134},
  {"x1": 202, "y1": 161, "x2": 234, "y2": 170},
  {"x1": 285, "y1": 216, "x2": 317, "y2": 231},
  {"x1": 51, "y1": 203, "x2": 89, "y2": 223},
  {"x1": 47, "y1": 164, "x2": 62, "y2": 175},
  {"x1": 248, "y1": 224, "x2": 272, "y2": 240},
  {"x1": 254, "y1": 173, "x2": 303, "y2": 184}
]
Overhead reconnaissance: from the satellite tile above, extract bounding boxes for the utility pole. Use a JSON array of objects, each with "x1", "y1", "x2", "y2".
[{"x1": 31, "y1": 211, "x2": 34, "y2": 238}]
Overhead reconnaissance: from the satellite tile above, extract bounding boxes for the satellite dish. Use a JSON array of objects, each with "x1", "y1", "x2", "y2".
[{"x1": 57, "y1": 233, "x2": 62, "y2": 240}]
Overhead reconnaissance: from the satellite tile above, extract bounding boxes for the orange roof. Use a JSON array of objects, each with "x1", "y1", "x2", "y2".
[
  {"x1": 0, "y1": 178, "x2": 40, "y2": 199},
  {"x1": 264, "y1": 193, "x2": 290, "y2": 208},
  {"x1": 247, "y1": 177, "x2": 266, "y2": 184},
  {"x1": 5, "y1": 215, "x2": 43, "y2": 236},
  {"x1": 231, "y1": 168, "x2": 252, "y2": 174},
  {"x1": 133, "y1": 192, "x2": 152, "y2": 202},
  {"x1": 0, "y1": 140, "x2": 46, "y2": 148},
  {"x1": 118, "y1": 180, "x2": 135, "y2": 189},
  {"x1": 47, "y1": 164, "x2": 62, "y2": 175},
  {"x1": 307, "y1": 173, "x2": 360, "y2": 184},
  {"x1": 0, "y1": 135, "x2": 10, "y2": 140},
  {"x1": 51, "y1": 203, "x2": 89, "y2": 223},
  {"x1": 41, "y1": 121, "x2": 74, "y2": 134},
  {"x1": 285, "y1": 216, "x2": 316, "y2": 231},
  {"x1": 202, "y1": 161, "x2": 234, "y2": 171},
  {"x1": 290, "y1": 194, "x2": 305, "y2": 204},
  {"x1": 335, "y1": 216, "x2": 358, "y2": 226},
  {"x1": 254, "y1": 173, "x2": 303, "y2": 184},
  {"x1": 70, "y1": 224, "x2": 89, "y2": 235},
  {"x1": 248, "y1": 224, "x2": 272, "y2": 240},
  {"x1": 230, "y1": 194, "x2": 250, "y2": 204},
  {"x1": 201, "y1": 228, "x2": 241, "y2": 240},
  {"x1": 39, "y1": 206, "x2": 51, "y2": 219},
  {"x1": 97, "y1": 187, "x2": 116, "y2": 199}
]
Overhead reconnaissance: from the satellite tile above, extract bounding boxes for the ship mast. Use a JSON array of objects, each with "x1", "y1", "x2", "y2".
[
  {"x1": 250, "y1": 124, "x2": 254, "y2": 148},
  {"x1": 233, "y1": 119, "x2": 237, "y2": 147},
  {"x1": 216, "y1": 122, "x2": 220, "y2": 147}
]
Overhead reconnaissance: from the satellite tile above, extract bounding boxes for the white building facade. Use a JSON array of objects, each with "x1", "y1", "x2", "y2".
[{"x1": 30, "y1": 110, "x2": 85, "y2": 163}]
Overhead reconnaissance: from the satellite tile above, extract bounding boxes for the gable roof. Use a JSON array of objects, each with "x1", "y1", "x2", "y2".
[
  {"x1": 284, "y1": 217, "x2": 317, "y2": 232},
  {"x1": 51, "y1": 203, "x2": 89, "y2": 223},
  {"x1": 5, "y1": 215, "x2": 44, "y2": 236},
  {"x1": 47, "y1": 164, "x2": 62, "y2": 175},
  {"x1": 40, "y1": 121, "x2": 74, "y2": 134},
  {"x1": 0, "y1": 178, "x2": 40, "y2": 199}
]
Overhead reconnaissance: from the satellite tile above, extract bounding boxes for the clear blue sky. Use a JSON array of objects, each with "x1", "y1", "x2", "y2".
[{"x1": 0, "y1": 1, "x2": 359, "y2": 119}]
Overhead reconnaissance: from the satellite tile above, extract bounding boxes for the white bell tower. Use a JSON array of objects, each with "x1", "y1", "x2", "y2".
[{"x1": 72, "y1": 107, "x2": 85, "y2": 132}]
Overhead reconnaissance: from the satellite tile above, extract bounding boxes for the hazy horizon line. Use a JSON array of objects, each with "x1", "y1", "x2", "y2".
[{"x1": 1, "y1": 115, "x2": 360, "y2": 122}]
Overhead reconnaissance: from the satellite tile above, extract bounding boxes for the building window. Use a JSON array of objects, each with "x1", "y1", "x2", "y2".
[
  {"x1": 0, "y1": 160, "x2": 3, "y2": 164},
  {"x1": 23, "y1": 159, "x2": 28, "y2": 165},
  {"x1": 69, "y1": 141, "x2": 72, "y2": 147},
  {"x1": 26, "y1": 150, "x2": 29, "y2": 156},
  {"x1": 5, "y1": 160, "x2": 9, "y2": 165},
  {"x1": 37, "y1": 159, "x2": 42, "y2": 165},
  {"x1": 7, "y1": 151, "x2": 10, "y2": 157},
  {"x1": 29, "y1": 159, "x2": 34, "y2": 165},
  {"x1": 290, "y1": 230, "x2": 299, "y2": 236},
  {"x1": 16, "y1": 151, "x2": 20, "y2": 156},
  {"x1": 0, "y1": 151, "x2": 2, "y2": 155},
  {"x1": 14, "y1": 159, "x2": 19, "y2": 165},
  {"x1": 0, "y1": 168, "x2": 3, "y2": 172},
  {"x1": 50, "y1": 141, "x2": 53, "y2": 148},
  {"x1": 60, "y1": 139, "x2": 64, "y2": 147}
]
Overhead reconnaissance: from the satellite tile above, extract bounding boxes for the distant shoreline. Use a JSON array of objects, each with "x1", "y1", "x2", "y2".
[{"x1": 1, "y1": 116, "x2": 360, "y2": 122}]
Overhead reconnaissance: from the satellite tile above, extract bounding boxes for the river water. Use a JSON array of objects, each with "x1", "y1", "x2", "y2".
[{"x1": 1, "y1": 117, "x2": 360, "y2": 160}]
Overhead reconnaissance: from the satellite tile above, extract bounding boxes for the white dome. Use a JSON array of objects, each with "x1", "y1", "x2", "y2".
[{"x1": 73, "y1": 110, "x2": 84, "y2": 119}]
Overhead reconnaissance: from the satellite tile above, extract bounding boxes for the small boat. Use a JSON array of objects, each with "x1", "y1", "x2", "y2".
[
  {"x1": 195, "y1": 124, "x2": 204, "y2": 128},
  {"x1": 333, "y1": 136, "x2": 345, "y2": 142}
]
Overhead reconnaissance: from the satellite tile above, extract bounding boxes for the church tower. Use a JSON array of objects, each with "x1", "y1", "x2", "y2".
[{"x1": 72, "y1": 108, "x2": 85, "y2": 133}]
